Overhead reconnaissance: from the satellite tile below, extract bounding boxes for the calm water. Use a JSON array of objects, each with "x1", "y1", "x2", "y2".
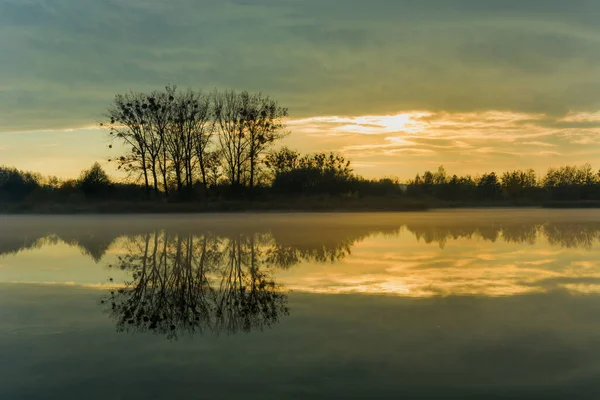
[{"x1": 2, "y1": 210, "x2": 600, "y2": 399}]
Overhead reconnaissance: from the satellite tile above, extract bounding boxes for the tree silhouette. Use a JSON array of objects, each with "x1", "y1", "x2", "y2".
[
  {"x1": 77, "y1": 162, "x2": 112, "y2": 198},
  {"x1": 213, "y1": 90, "x2": 287, "y2": 190}
]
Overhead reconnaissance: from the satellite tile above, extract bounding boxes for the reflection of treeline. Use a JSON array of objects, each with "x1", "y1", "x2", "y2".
[
  {"x1": 0, "y1": 220, "x2": 121, "y2": 262},
  {"x1": 0, "y1": 216, "x2": 390, "y2": 263},
  {"x1": 2, "y1": 215, "x2": 600, "y2": 263},
  {"x1": 103, "y1": 232, "x2": 290, "y2": 339},
  {"x1": 0, "y1": 235, "x2": 63, "y2": 258},
  {"x1": 406, "y1": 221, "x2": 600, "y2": 249}
]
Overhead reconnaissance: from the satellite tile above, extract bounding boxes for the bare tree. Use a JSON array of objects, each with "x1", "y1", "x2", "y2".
[
  {"x1": 105, "y1": 87, "x2": 287, "y2": 195},
  {"x1": 173, "y1": 90, "x2": 212, "y2": 190},
  {"x1": 166, "y1": 89, "x2": 212, "y2": 193},
  {"x1": 213, "y1": 90, "x2": 248, "y2": 187},
  {"x1": 103, "y1": 92, "x2": 157, "y2": 195},
  {"x1": 144, "y1": 86, "x2": 176, "y2": 197},
  {"x1": 240, "y1": 91, "x2": 288, "y2": 189}
]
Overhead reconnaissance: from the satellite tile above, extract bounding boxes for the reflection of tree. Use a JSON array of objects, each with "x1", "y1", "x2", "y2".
[
  {"x1": 60, "y1": 232, "x2": 116, "y2": 263},
  {"x1": 265, "y1": 241, "x2": 353, "y2": 266},
  {"x1": 500, "y1": 224, "x2": 538, "y2": 245},
  {"x1": 103, "y1": 231, "x2": 289, "y2": 339}
]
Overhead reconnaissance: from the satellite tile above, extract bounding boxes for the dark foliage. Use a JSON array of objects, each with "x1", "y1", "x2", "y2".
[
  {"x1": 77, "y1": 162, "x2": 113, "y2": 198},
  {"x1": 266, "y1": 149, "x2": 359, "y2": 196},
  {"x1": 0, "y1": 166, "x2": 41, "y2": 202},
  {"x1": 3, "y1": 161, "x2": 600, "y2": 207},
  {"x1": 406, "y1": 164, "x2": 600, "y2": 203}
]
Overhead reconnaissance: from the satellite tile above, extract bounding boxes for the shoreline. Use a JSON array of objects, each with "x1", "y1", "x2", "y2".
[{"x1": 1, "y1": 198, "x2": 600, "y2": 214}]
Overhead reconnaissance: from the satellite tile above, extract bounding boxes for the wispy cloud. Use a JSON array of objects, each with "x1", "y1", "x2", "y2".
[
  {"x1": 2, "y1": 0, "x2": 600, "y2": 178},
  {"x1": 522, "y1": 141, "x2": 557, "y2": 147},
  {"x1": 284, "y1": 110, "x2": 600, "y2": 178}
]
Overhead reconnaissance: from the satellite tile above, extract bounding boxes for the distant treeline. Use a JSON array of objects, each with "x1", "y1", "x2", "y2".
[
  {"x1": 2, "y1": 85, "x2": 600, "y2": 207},
  {"x1": 3, "y1": 159, "x2": 600, "y2": 206},
  {"x1": 406, "y1": 164, "x2": 600, "y2": 202}
]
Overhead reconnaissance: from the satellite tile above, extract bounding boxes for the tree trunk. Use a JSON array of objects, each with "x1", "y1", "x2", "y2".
[
  {"x1": 161, "y1": 145, "x2": 169, "y2": 197},
  {"x1": 162, "y1": 169, "x2": 169, "y2": 197},
  {"x1": 198, "y1": 153, "x2": 207, "y2": 189},
  {"x1": 141, "y1": 152, "x2": 150, "y2": 197},
  {"x1": 249, "y1": 151, "x2": 255, "y2": 190},
  {"x1": 151, "y1": 160, "x2": 159, "y2": 193},
  {"x1": 175, "y1": 164, "x2": 183, "y2": 193},
  {"x1": 185, "y1": 156, "x2": 193, "y2": 191}
]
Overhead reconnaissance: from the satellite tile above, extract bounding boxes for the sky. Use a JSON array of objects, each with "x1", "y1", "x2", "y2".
[{"x1": 1, "y1": 0, "x2": 600, "y2": 180}]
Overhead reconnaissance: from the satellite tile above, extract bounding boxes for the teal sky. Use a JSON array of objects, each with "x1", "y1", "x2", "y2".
[{"x1": 1, "y1": 0, "x2": 600, "y2": 179}]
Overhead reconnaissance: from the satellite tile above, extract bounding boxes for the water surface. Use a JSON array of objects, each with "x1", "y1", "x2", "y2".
[{"x1": 2, "y1": 210, "x2": 600, "y2": 399}]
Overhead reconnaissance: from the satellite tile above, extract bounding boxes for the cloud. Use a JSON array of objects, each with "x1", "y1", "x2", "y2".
[
  {"x1": 1, "y1": 0, "x2": 600, "y2": 131},
  {"x1": 522, "y1": 141, "x2": 557, "y2": 147},
  {"x1": 283, "y1": 110, "x2": 600, "y2": 178}
]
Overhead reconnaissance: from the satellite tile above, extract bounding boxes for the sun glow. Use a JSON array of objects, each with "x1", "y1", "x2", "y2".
[{"x1": 289, "y1": 112, "x2": 431, "y2": 135}]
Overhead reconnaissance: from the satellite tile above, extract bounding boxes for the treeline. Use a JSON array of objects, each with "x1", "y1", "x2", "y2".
[
  {"x1": 2, "y1": 85, "x2": 600, "y2": 206},
  {"x1": 4, "y1": 160, "x2": 600, "y2": 206},
  {"x1": 407, "y1": 165, "x2": 600, "y2": 202},
  {"x1": 0, "y1": 163, "x2": 139, "y2": 203}
]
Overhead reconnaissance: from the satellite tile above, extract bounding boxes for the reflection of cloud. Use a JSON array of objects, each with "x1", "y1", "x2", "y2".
[
  {"x1": 3, "y1": 281, "x2": 117, "y2": 289},
  {"x1": 563, "y1": 283, "x2": 600, "y2": 294},
  {"x1": 521, "y1": 259, "x2": 557, "y2": 266},
  {"x1": 571, "y1": 261, "x2": 598, "y2": 269}
]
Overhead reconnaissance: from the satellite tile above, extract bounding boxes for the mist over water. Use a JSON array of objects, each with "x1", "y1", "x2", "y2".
[{"x1": 2, "y1": 210, "x2": 600, "y2": 399}]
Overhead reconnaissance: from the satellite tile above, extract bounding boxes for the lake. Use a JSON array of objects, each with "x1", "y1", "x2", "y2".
[{"x1": 2, "y1": 210, "x2": 600, "y2": 399}]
